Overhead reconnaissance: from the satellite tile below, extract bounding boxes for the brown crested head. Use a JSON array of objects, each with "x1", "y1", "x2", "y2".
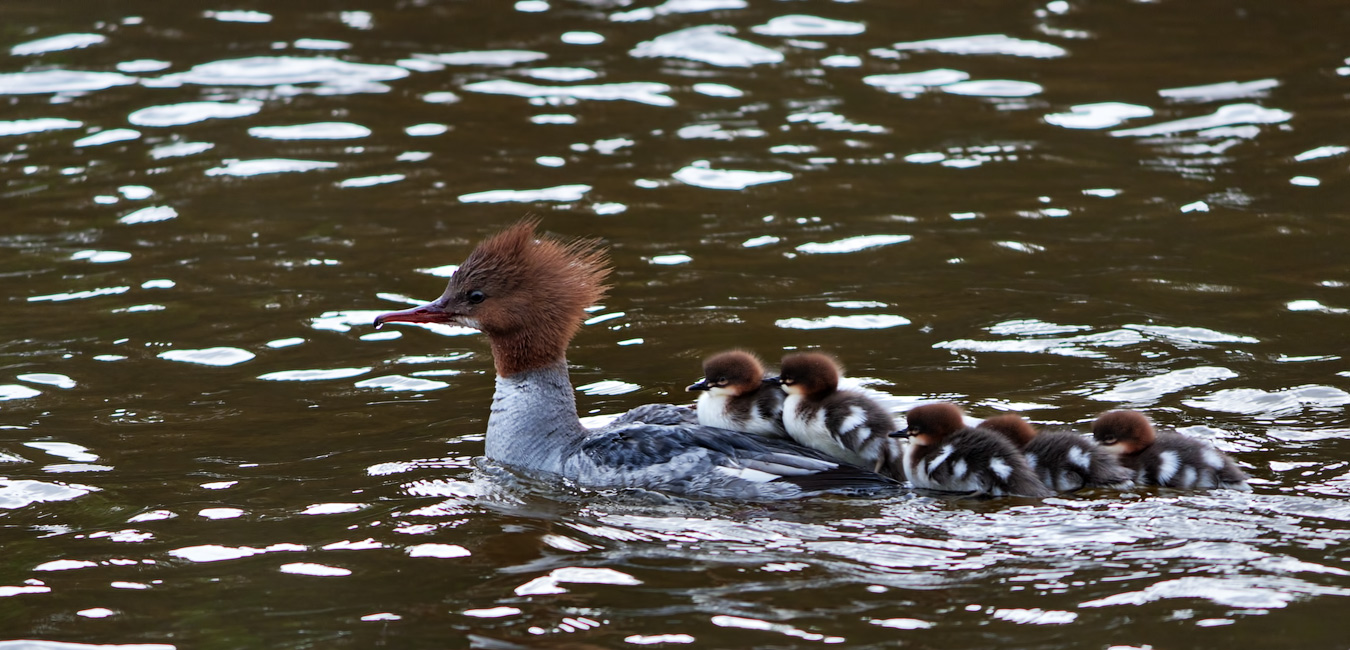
[
  {"x1": 777, "y1": 352, "x2": 841, "y2": 399},
  {"x1": 694, "y1": 350, "x2": 767, "y2": 395},
  {"x1": 1092, "y1": 409, "x2": 1155, "y2": 454},
  {"x1": 374, "y1": 219, "x2": 610, "y2": 376},
  {"x1": 980, "y1": 414, "x2": 1039, "y2": 448},
  {"x1": 904, "y1": 403, "x2": 966, "y2": 445}
]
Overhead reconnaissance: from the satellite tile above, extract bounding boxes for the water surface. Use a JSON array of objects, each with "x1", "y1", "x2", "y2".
[{"x1": 3, "y1": 0, "x2": 1349, "y2": 647}]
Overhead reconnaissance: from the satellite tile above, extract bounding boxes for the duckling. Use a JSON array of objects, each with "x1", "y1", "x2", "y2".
[
  {"x1": 687, "y1": 350, "x2": 788, "y2": 438},
  {"x1": 777, "y1": 352, "x2": 899, "y2": 473},
  {"x1": 892, "y1": 403, "x2": 1052, "y2": 497},
  {"x1": 980, "y1": 414, "x2": 1133, "y2": 492},
  {"x1": 1092, "y1": 410, "x2": 1249, "y2": 491}
]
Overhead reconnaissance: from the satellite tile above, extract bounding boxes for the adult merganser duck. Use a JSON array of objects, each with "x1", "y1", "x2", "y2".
[
  {"x1": 1092, "y1": 409, "x2": 1250, "y2": 491},
  {"x1": 372, "y1": 220, "x2": 897, "y2": 500},
  {"x1": 686, "y1": 350, "x2": 788, "y2": 438},
  {"x1": 777, "y1": 352, "x2": 899, "y2": 474},
  {"x1": 891, "y1": 403, "x2": 1053, "y2": 497},
  {"x1": 980, "y1": 414, "x2": 1133, "y2": 492}
]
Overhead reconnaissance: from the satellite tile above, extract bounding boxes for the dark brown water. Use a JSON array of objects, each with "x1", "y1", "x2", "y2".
[{"x1": 3, "y1": 0, "x2": 1350, "y2": 647}]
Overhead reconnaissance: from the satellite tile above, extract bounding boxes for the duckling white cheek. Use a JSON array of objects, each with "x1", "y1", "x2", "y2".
[{"x1": 1099, "y1": 441, "x2": 1126, "y2": 456}]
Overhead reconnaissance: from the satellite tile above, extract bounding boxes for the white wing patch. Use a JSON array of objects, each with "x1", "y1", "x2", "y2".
[
  {"x1": 784, "y1": 399, "x2": 866, "y2": 466},
  {"x1": 1202, "y1": 447, "x2": 1225, "y2": 470},
  {"x1": 989, "y1": 457, "x2": 1012, "y2": 480},
  {"x1": 928, "y1": 444, "x2": 955, "y2": 469},
  {"x1": 838, "y1": 406, "x2": 868, "y2": 435},
  {"x1": 1067, "y1": 445, "x2": 1091, "y2": 470},
  {"x1": 952, "y1": 459, "x2": 969, "y2": 481},
  {"x1": 1024, "y1": 452, "x2": 1039, "y2": 471},
  {"x1": 1155, "y1": 450, "x2": 1181, "y2": 485},
  {"x1": 1176, "y1": 466, "x2": 1198, "y2": 489}
]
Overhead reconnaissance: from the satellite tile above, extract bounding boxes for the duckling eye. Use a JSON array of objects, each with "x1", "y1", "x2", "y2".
[{"x1": 466, "y1": 290, "x2": 486, "y2": 304}]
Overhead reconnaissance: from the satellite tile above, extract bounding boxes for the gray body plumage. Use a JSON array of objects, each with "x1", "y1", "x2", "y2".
[
  {"x1": 1119, "y1": 431, "x2": 1250, "y2": 491},
  {"x1": 1023, "y1": 430, "x2": 1134, "y2": 492},
  {"x1": 486, "y1": 360, "x2": 898, "y2": 499}
]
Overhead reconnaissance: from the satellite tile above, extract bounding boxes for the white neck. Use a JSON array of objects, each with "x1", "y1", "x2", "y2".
[{"x1": 484, "y1": 358, "x2": 588, "y2": 473}]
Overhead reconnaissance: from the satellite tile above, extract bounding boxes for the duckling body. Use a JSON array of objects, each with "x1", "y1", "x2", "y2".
[
  {"x1": 687, "y1": 350, "x2": 787, "y2": 438},
  {"x1": 778, "y1": 352, "x2": 899, "y2": 473},
  {"x1": 1093, "y1": 410, "x2": 1249, "y2": 491},
  {"x1": 981, "y1": 414, "x2": 1133, "y2": 492},
  {"x1": 895, "y1": 404, "x2": 1052, "y2": 497}
]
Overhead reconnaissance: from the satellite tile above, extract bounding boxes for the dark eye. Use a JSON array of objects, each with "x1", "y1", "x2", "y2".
[{"x1": 466, "y1": 290, "x2": 486, "y2": 304}]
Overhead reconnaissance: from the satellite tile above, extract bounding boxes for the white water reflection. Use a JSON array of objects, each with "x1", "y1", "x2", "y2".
[
  {"x1": 129, "y1": 100, "x2": 262, "y2": 127},
  {"x1": 17, "y1": 373, "x2": 75, "y2": 389},
  {"x1": 150, "y1": 141, "x2": 214, "y2": 159},
  {"x1": 353, "y1": 375, "x2": 449, "y2": 392},
  {"x1": 119, "y1": 206, "x2": 178, "y2": 225},
  {"x1": 205, "y1": 159, "x2": 338, "y2": 177},
  {"x1": 464, "y1": 79, "x2": 674, "y2": 106},
  {"x1": 0, "y1": 118, "x2": 82, "y2": 136},
  {"x1": 1045, "y1": 102, "x2": 1154, "y2": 129},
  {"x1": 1159, "y1": 79, "x2": 1279, "y2": 102},
  {"x1": 864, "y1": 69, "x2": 969, "y2": 95},
  {"x1": 413, "y1": 50, "x2": 547, "y2": 66},
  {"x1": 0, "y1": 70, "x2": 137, "y2": 95},
  {"x1": 0, "y1": 385, "x2": 42, "y2": 401},
  {"x1": 458, "y1": 184, "x2": 591, "y2": 203},
  {"x1": 672, "y1": 162, "x2": 792, "y2": 189},
  {"x1": 205, "y1": 9, "x2": 271, "y2": 23},
  {"x1": 937, "y1": 328, "x2": 1144, "y2": 358},
  {"x1": 11, "y1": 33, "x2": 106, "y2": 56},
  {"x1": 942, "y1": 79, "x2": 1043, "y2": 97},
  {"x1": 892, "y1": 34, "x2": 1067, "y2": 58},
  {"x1": 73, "y1": 129, "x2": 142, "y2": 147},
  {"x1": 0, "y1": 479, "x2": 98, "y2": 509},
  {"x1": 751, "y1": 15, "x2": 865, "y2": 37},
  {"x1": 249, "y1": 122, "x2": 371, "y2": 139},
  {"x1": 777, "y1": 315, "x2": 911, "y2": 330},
  {"x1": 631, "y1": 26, "x2": 784, "y2": 67},
  {"x1": 612, "y1": 0, "x2": 747, "y2": 22},
  {"x1": 158, "y1": 347, "x2": 256, "y2": 367},
  {"x1": 258, "y1": 368, "x2": 372, "y2": 382},
  {"x1": 523, "y1": 67, "x2": 599, "y2": 82},
  {"x1": 1086, "y1": 366, "x2": 1239, "y2": 404},
  {"x1": 152, "y1": 56, "x2": 408, "y2": 89},
  {"x1": 514, "y1": 567, "x2": 641, "y2": 596},
  {"x1": 1111, "y1": 103, "x2": 1292, "y2": 137},
  {"x1": 796, "y1": 234, "x2": 910, "y2": 254},
  {"x1": 1183, "y1": 385, "x2": 1350, "y2": 417}
]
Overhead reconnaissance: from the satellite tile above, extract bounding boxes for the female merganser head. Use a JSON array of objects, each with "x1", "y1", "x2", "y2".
[
  {"x1": 686, "y1": 350, "x2": 787, "y2": 438},
  {"x1": 1092, "y1": 409, "x2": 1249, "y2": 491},
  {"x1": 893, "y1": 403, "x2": 1052, "y2": 498},
  {"x1": 982, "y1": 413, "x2": 1132, "y2": 492},
  {"x1": 374, "y1": 218, "x2": 608, "y2": 377},
  {"x1": 777, "y1": 352, "x2": 899, "y2": 475},
  {"x1": 373, "y1": 220, "x2": 897, "y2": 500}
]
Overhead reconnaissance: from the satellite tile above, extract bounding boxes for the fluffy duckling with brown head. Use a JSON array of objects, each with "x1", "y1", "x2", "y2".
[
  {"x1": 892, "y1": 403, "x2": 1052, "y2": 497},
  {"x1": 777, "y1": 352, "x2": 899, "y2": 474},
  {"x1": 1093, "y1": 409, "x2": 1249, "y2": 491},
  {"x1": 687, "y1": 350, "x2": 787, "y2": 438},
  {"x1": 981, "y1": 414, "x2": 1133, "y2": 492}
]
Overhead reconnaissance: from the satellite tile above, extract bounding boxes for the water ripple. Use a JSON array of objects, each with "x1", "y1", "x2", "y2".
[{"x1": 631, "y1": 26, "x2": 784, "y2": 67}]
